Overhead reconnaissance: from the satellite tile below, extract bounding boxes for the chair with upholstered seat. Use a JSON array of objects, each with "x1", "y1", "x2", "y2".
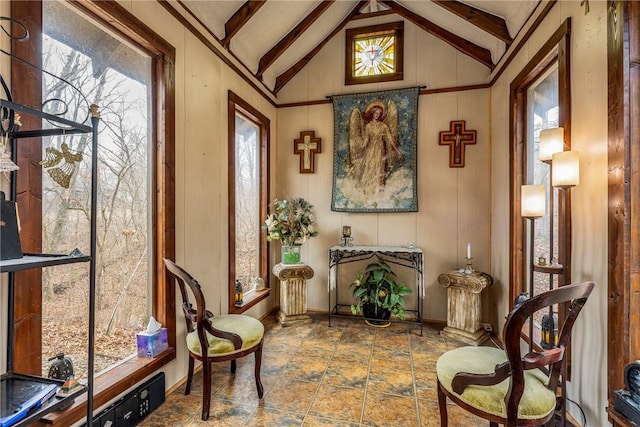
[
  {"x1": 436, "y1": 281, "x2": 594, "y2": 427},
  {"x1": 164, "y1": 258, "x2": 264, "y2": 421}
]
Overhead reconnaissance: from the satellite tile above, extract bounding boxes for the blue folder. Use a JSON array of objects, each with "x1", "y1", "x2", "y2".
[{"x1": 0, "y1": 377, "x2": 58, "y2": 427}]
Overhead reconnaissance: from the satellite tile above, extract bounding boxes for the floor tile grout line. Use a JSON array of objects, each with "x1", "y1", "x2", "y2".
[
  {"x1": 249, "y1": 324, "x2": 300, "y2": 423},
  {"x1": 409, "y1": 328, "x2": 422, "y2": 427},
  {"x1": 300, "y1": 322, "x2": 341, "y2": 425},
  {"x1": 359, "y1": 327, "x2": 377, "y2": 426}
]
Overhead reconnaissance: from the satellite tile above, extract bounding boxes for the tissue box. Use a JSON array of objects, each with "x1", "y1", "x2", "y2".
[{"x1": 136, "y1": 328, "x2": 168, "y2": 358}]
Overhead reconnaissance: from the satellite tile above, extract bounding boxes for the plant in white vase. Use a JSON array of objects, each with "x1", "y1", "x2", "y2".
[{"x1": 262, "y1": 197, "x2": 318, "y2": 264}]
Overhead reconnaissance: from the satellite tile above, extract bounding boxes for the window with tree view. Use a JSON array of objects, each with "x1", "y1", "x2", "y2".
[
  {"x1": 228, "y1": 92, "x2": 269, "y2": 312},
  {"x1": 510, "y1": 25, "x2": 571, "y2": 350},
  {"x1": 527, "y1": 65, "x2": 560, "y2": 299},
  {"x1": 41, "y1": 1, "x2": 152, "y2": 379},
  {"x1": 235, "y1": 113, "x2": 261, "y2": 296}
]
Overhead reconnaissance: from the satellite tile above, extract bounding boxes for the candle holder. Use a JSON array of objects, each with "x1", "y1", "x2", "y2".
[
  {"x1": 341, "y1": 235, "x2": 353, "y2": 247},
  {"x1": 341, "y1": 225, "x2": 353, "y2": 247},
  {"x1": 464, "y1": 257, "x2": 474, "y2": 274}
]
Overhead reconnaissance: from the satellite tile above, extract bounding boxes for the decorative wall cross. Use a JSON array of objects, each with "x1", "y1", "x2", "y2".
[
  {"x1": 294, "y1": 130, "x2": 321, "y2": 173},
  {"x1": 439, "y1": 120, "x2": 477, "y2": 168}
]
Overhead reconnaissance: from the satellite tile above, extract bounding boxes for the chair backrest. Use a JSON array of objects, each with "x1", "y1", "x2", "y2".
[
  {"x1": 164, "y1": 258, "x2": 208, "y2": 335},
  {"x1": 502, "y1": 281, "x2": 594, "y2": 415}
]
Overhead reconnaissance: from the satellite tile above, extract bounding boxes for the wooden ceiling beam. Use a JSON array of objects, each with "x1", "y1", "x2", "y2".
[
  {"x1": 256, "y1": 0, "x2": 335, "y2": 80},
  {"x1": 274, "y1": 0, "x2": 368, "y2": 94},
  {"x1": 433, "y1": 0, "x2": 512, "y2": 45},
  {"x1": 381, "y1": 0, "x2": 494, "y2": 70},
  {"x1": 222, "y1": 0, "x2": 267, "y2": 49}
]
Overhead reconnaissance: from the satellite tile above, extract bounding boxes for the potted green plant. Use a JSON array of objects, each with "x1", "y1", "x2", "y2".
[
  {"x1": 262, "y1": 197, "x2": 318, "y2": 264},
  {"x1": 350, "y1": 257, "x2": 413, "y2": 325}
]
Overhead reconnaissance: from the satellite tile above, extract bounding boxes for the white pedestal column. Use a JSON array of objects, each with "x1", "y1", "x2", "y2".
[
  {"x1": 272, "y1": 263, "x2": 314, "y2": 326},
  {"x1": 438, "y1": 270, "x2": 493, "y2": 345}
]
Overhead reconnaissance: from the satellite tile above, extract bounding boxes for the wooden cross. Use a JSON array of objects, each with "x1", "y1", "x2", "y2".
[
  {"x1": 294, "y1": 131, "x2": 321, "y2": 173},
  {"x1": 439, "y1": 120, "x2": 477, "y2": 168}
]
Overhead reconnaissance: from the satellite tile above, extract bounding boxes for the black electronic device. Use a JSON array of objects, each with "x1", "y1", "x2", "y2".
[
  {"x1": 91, "y1": 372, "x2": 165, "y2": 426},
  {"x1": 613, "y1": 361, "x2": 640, "y2": 424}
]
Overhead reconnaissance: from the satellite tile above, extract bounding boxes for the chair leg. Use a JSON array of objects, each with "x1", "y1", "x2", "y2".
[
  {"x1": 437, "y1": 379, "x2": 448, "y2": 427},
  {"x1": 201, "y1": 360, "x2": 212, "y2": 421},
  {"x1": 185, "y1": 356, "x2": 194, "y2": 395},
  {"x1": 230, "y1": 359, "x2": 237, "y2": 374},
  {"x1": 254, "y1": 342, "x2": 264, "y2": 398}
]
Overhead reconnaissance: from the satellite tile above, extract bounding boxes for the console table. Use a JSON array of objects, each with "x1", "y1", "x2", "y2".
[{"x1": 328, "y1": 245, "x2": 424, "y2": 335}]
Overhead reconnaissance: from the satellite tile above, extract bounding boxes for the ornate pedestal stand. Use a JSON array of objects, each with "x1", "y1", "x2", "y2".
[
  {"x1": 437, "y1": 270, "x2": 493, "y2": 345},
  {"x1": 272, "y1": 263, "x2": 314, "y2": 326}
]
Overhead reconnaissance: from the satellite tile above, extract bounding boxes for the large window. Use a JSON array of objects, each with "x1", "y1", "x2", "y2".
[
  {"x1": 228, "y1": 92, "x2": 270, "y2": 313},
  {"x1": 11, "y1": 1, "x2": 175, "y2": 424},
  {"x1": 526, "y1": 66, "x2": 561, "y2": 302},
  {"x1": 41, "y1": 0, "x2": 152, "y2": 378},
  {"x1": 509, "y1": 20, "x2": 571, "y2": 343}
]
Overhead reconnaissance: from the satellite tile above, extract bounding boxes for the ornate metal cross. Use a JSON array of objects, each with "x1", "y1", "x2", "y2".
[
  {"x1": 439, "y1": 120, "x2": 477, "y2": 168},
  {"x1": 294, "y1": 130, "x2": 321, "y2": 173}
]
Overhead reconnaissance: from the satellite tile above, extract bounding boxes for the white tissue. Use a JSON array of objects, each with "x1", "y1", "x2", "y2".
[{"x1": 144, "y1": 316, "x2": 162, "y2": 335}]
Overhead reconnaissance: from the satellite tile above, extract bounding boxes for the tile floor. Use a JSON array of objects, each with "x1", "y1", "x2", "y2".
[{"x1": 140, "y1": 314, "x2": 487, "y2": 426}]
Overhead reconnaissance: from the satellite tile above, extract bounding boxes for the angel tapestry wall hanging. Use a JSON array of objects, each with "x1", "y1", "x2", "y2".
[{"x1": 331, "y1": 86, "x2": 419, "y2": 212}]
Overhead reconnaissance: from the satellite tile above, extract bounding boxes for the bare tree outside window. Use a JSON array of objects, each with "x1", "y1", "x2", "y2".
[
  {"x1": 526, "y1": 65, "x2": 560, "y2": 327},
  {"x1": 235, "y1": 113, "x2": 260, "y2": 295},
  {"x1": 228, "y1": 92, "x2": 270, "y2": 312},
  {"x1": 41, "y1": 2, "x2": 151, "y2": 380}
]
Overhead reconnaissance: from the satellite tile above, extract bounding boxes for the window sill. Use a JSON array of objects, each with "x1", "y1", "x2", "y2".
[
  {"x1": 37, "y1": 349, "x2": 176, "y2": 426},
  {"x1": 229, "y1": 288, "x2": 271, "y2": 314}
]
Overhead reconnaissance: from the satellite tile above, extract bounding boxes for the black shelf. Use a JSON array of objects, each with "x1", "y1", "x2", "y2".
[
  {"x1": 1, "y1": 69, "x2": 100, "y2": 424},
  {"x1": 0, "y1": 253, "x2": 90, "y2": 273},
  {"x1": 0, "y1": 372, "x2": 86, "y2": 427},
  {"x1": 0, "y1": 100, "x2": 93, "y2": 135}
]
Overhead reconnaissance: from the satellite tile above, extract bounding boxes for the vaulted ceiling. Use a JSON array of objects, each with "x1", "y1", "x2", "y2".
[{"x1": 169, "y1": 0, "x2": 541, "y2": 95}]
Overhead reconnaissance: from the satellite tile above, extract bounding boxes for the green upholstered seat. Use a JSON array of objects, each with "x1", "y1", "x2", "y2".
[
  {"x1": 436, "y1": 346, "x2": 556, "y2": 420},
  {"x1": 436, "y1": 283, "x2": 594, "y2": 427},
  {"x1": 164, "y1": 258, "x2": 265, "y2": 421},
  {"x1": 186, "y1": 314, "x2": 264, "y2": 357}
]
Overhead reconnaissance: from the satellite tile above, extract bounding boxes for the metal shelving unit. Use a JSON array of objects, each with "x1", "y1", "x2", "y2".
[{"x1": 0, "y1": 95, "x2": 99, "y2": 426}]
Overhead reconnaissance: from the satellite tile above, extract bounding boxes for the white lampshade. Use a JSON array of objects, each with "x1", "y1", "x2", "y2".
[
  {"x1": 539, "y1": 127, "x2": 564, "y2": 162},
  {"x1": 552, "y1": 151, "x2": 580, "y2": 188},
  {"x1": 521, "y1": 184, "x2": 546, "y2": 218}
]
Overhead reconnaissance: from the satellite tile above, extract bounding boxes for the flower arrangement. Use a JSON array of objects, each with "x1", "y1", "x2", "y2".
[{"x1": 263, "y1": 197, "x2": 318, "y2": 247}]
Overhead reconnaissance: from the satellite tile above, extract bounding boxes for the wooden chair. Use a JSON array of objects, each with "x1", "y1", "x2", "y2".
[
  {"x1": 436, "y1": 281, "x2": 594, "y2": 427},
  {"x1": 164, "y1": 258, "x2": 264, "y2": 421}
]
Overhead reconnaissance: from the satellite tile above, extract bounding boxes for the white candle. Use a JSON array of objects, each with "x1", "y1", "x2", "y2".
[{"x1": 467, "y1": 242, "x2": 471, "y2": 259}]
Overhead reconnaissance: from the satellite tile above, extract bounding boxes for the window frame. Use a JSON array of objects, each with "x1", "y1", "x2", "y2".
[
  {"x1": 509, "y1": 20, "x2": 571, "y2": 342},
  {"x1": 10, "y1": 1, "x2": 175, "y2": 424},
  {"x1": 345, "y1": 21, "x2": 404, "y2": 85},
  {"x1": 227, "y1": 91, "x2": 270, "y2": 314},
  {"x1": 607, "y1": 0, "x2": 640, "y2": 412}
]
